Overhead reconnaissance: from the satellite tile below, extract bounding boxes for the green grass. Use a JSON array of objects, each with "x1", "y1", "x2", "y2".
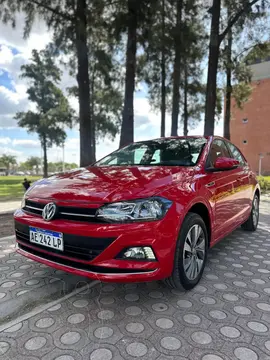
[
  {"x1": 257, "y1": 175, "x2": 270, "y2": 182},
  {"x1": 260, "y1": 176, "x2": 270, "y2": 181},
  {"x1": 257, "y1": 176, "x2": 270, "y2": 192},
  {"x1": 0, "y1": 176, "x2": 41, "y2": 200}
]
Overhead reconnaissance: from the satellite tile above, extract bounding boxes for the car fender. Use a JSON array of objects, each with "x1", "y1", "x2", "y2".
[{"x1": 168, "y1": 194, "x2": 213, "y2": 244}]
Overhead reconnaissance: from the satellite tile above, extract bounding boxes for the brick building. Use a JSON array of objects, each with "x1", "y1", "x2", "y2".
[{"x1": 230, "y1": 57, "x2": 270, "y2": 175}]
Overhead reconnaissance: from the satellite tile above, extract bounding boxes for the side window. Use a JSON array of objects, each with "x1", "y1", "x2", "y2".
[
  {"x1": 227, "y1": 143, "x2": 246, "y2": 166},
  {"x1": 151, "y1": 149, "x2": 160, "y2": 164},
  {"x1": 208, "y1": 140, "x2": 232, "y2": 167}
]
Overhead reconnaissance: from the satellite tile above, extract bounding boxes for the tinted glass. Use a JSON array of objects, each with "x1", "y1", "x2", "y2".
[
  {"x1": 95, "y1": 138, "x2": 207, "y2": 167},
  {"x1": 227, "y1": 142, "x2": 246, "y2": 166}
]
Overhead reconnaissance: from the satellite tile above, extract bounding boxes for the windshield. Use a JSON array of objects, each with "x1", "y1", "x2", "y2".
[{"x1": 95, "y1": 138, "x2": 207, "y2": 167}]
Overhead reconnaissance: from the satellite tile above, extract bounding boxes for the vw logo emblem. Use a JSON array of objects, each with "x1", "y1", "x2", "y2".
[{"x1": 42, "y1": 203, "x2": 57, "y2": 221}]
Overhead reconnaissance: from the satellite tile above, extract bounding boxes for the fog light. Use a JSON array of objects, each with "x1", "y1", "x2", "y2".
[{"x1": 122, "y1": 247, "x2": 156, "y2": 260}]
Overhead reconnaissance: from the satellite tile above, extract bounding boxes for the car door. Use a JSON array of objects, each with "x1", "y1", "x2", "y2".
[
  {"x1": 204, "y1": 139, "x2": 243, "y2": 242},
  {"x1": 226, "y1": 141, "x2": 253, "y2": 218}
]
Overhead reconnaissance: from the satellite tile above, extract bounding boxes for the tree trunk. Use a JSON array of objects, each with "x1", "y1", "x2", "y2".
[
  {"x1": 119, "y1": 0, "x2": 137, "y2": 147},
  {"x1": 224, "y1": 7, "x2": 233, "y2": 140},
  {"x1": 160, "y1": 0, "x2": 166, "y2": 137},
  {"x1": 171, "y1": 0, "x2": 183, "y2": 136},
  {"x1": 91, "y1": 62, "x2": 96, "y2": 161},
  {"x1": 42, "y1": 135, "x2": 48, "y2": 178},
  {"x1": 75, "y1": 0, "x2": 94, "y2": 166},
  {"x1": 183, "y1": 63, "x2": 188, "y2": 136},
  {"x1": 204, "y1": 0, "x2": 221, "y2": 136}
]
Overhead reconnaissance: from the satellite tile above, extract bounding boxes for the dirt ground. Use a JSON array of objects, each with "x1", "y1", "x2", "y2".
[{"x1": 0, "y1": 213, "x2": 15, "y2": 237}]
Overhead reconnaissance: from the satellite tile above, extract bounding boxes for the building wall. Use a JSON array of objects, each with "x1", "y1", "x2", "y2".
[
  {"x1": 250, "y1": 60, "x2": 270, "y2": 81},
  {"x1": 230, "y1": 77, "x2": 270, "y2": 175}
]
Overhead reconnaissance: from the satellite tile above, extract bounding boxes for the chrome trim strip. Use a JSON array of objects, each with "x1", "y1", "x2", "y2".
[
  {"x1": 60, "y1": 212, "x2": 96, "y2": 218},
  {"x1": 25, "y1": 205, "x2": 43, "y2": 212},
  {"x1": 17, "y1": 248, "x2": 157, "y2": 276}
]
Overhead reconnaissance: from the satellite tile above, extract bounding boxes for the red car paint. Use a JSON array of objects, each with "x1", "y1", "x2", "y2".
[{"x1": 14, "y1": 136, "x2": 260, "y2": 283}]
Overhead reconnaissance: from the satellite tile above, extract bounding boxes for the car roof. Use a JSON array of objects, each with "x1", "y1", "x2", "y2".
[
  {"x1": 153, "y1": 135, "x2": 209, "y2": 140},
  {"x1": 153, "y1": 135, "x2": 232, "y2": 141},
  {"x1": 132, "y1": 135, "x2": 231, "y2": 145},
  {"x1": 132, "y1": 136, "x2": 210, "y2": 143}
]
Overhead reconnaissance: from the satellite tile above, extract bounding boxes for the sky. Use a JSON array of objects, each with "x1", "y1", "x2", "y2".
[{"x1": 0, "y1": 13, "x2": 223, "y2": 165}]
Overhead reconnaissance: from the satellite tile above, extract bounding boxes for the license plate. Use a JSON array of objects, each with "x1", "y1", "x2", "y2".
[{"x1": 29, "y1": 227, "x2": 63, "y2": 251}]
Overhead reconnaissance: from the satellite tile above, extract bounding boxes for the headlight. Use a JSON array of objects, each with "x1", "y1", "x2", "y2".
[{"x1": 96, "y1": 197, "x2": 172, "y2": 222}]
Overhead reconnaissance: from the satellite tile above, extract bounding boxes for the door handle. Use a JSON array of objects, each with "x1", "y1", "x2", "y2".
[{"x1": 206, "y1": 181, "x2": 215, "y2": 188}]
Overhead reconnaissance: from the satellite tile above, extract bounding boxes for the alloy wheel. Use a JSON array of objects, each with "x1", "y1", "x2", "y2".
[
  {"x1": 183, "y1": 224, "x2": 206, "y2": 281},
  {"x1": 252, "y1": 197, "x2": 259, "y2": 226}
]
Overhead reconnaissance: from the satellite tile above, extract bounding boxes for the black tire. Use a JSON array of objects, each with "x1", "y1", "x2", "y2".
[
  {"x1": 241, "y1": 195, "x2": 259, "y2": 232},
  {"x1": 165, "y1": 212, "x2": 208, "y2": 290}
]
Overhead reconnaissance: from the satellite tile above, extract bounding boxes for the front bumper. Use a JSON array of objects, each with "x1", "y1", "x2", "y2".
[
  {"x1": 16, "y1": 247, "x2": 160, "y2": 282},
  {"x1": 14, "y1": 206, "x2": 180, "y2": 283}
]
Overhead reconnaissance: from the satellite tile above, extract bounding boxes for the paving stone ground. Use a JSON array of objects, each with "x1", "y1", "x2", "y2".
[
  {"x1": 0, "y1": 200, "x2": 269, "y2": 360},
  {"x1": 0, "y1": 213, "x2": 15, "y2": 238}
]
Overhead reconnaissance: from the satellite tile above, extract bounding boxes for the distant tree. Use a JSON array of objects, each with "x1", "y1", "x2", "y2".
[
  {"x1": 65, "y1": 162, "x2": 78, "y2": 170},
  {"x1": 0, "y1": 0, "x2": 105, "y2": 166},
  {"x1": 160, "y1": 0, "x2": 168, "y2": 137},
  {"x1": 0, "y1": 154, "x2": 17, "y2": 174},
  {"x1": 110, "y1": 0, "x2": 158, "y2": 147},
  {"x1": 18, "y1": 162, "x2": 28, "y2": 172},
  {"x1": 47, "y1": 162, "x2": 57, "y2": 173},
  {"x1": 230, "y1": 43, "x2": 270, "y2": 112},
  {"x1": 204, "y1": 0, "x2": 265, "y2": 136},
  {"x1": 171, "y1": 0, "x2": 184, "y2": 136},
  {"x1": 140, "y1": 0, "x2": 174, "y2": 137},
  {"x1": 119, "y1": 0, "x2": 139, "y2": 147},
  {"x1": 222, "y1": 0, "x2": 269, "y2": 140},
  {"x1": 15, "y1": 47, "x2": 74, "y2": 178},
  {"x1": 47, "y1": 161, "x2": 78, "y2": 174},
  {"x1": 67, "y1": 19, "x2": 124, "y2": 155},
  {"x1": 25, "y1": 156, "x2": 41, "y2": 174},
  {"x1": 52, "y1": 162, "x2": 78, "y2": 172},
  {"x1": 180, "y1": 0, "x2": 207, "y2": 135},
  {"x1": 88, "y1": 11, "x2": 123, "y2": 152},
  {"x1": 141, "y1": 0, "x2": 207, "y2": 136}
]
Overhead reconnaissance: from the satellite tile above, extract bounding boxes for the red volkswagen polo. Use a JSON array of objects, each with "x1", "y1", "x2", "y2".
[{"x1": 14, "y1": 136, "x2": 260, "y2": 290}]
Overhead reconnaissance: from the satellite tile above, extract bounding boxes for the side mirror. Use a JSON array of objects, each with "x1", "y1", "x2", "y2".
[{"x1": 214, "y1": 157, "x2": 239, "y2": 170}]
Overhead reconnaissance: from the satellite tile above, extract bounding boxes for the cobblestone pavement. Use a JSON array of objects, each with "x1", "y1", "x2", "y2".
[
  {"x1": 0, "y1": 214, "x2": 15, "y2": 238},
  {"x1": 0, "y1": 201, "x2": 269, "y2": 360}
]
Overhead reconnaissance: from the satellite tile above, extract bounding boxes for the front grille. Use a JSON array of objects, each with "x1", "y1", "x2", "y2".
[
  {"x1": 18, "y1": 243, "x2": 154, "y2": 274},
  {"x1": 24, "y1": 200, "x2": 44, "y2": 216},
  {"x1": 23, "y1": 200, "x2": 100, "y2": 223},
  {"x1": 15, "y1": 221, "x2": 116, "y2": 262}
]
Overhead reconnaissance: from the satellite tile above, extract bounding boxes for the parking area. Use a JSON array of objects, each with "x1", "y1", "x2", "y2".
[{"x1": 0, "y1": 200, "x2": 270, "y2": 360}]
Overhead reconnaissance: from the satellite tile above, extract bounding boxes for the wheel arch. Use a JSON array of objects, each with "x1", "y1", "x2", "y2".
[
  {"x1": 186, "y1": 202, "x2": 212, "y2": 247},
  {"x1": 255, "y1": 187, "x2": 260, "y2": 201}
]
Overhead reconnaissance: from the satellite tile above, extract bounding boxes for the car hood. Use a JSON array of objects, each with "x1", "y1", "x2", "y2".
[{"x1": 27, "y1": 166, "x2": 194, "y2": 203}]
